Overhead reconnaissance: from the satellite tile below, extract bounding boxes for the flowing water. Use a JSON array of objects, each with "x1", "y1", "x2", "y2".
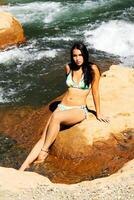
[
  {"x1": 0, "y1": 0, "x2": 134, "y2": 182},
  {"x1": 0, "y1": 0, "x2": 134, "y2": 106}
]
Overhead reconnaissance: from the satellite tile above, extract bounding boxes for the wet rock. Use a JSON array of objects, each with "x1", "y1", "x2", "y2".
[{"x1": 0, "y1": 12, "x2": 25, "y2": 49}]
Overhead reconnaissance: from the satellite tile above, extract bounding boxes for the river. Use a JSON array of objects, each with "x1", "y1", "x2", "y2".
[{"x1": 0, "y1": 0, "x2": 134, "y2": 106}]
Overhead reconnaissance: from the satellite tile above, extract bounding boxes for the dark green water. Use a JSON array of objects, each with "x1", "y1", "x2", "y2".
[{"x1": 0, "y1": 0, "x2": 134, "y2": 106}]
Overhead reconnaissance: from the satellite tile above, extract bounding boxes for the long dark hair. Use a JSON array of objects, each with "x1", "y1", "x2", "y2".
[{"x1": 69, "y1": 42, "x2": 94, "y2": 86}]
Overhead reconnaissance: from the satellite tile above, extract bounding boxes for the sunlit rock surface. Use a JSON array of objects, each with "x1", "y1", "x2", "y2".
[
  {"x1": 0, "y1": 65, "x2": 134, "y2": 184},
  {"x1": 0, "y1": 159, "x2": 134, "y2": 200},
  {"x1": 0, "y1": 12, "x2": 25, "y2": 49},
  {"x1": 33, "y1": 65, "x2": 134, "y2": 183}
]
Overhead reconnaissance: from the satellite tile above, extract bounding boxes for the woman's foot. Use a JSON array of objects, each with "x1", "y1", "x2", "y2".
[{"x1": 34, "y1": 148, "x2": 49, "y2": 164}]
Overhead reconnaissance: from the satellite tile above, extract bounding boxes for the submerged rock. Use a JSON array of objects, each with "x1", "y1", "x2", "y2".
[
  {"x1": 0, "y1": 12, "x2": 25, "y2": 49},
  {"x1": 0, "y1": 133, "x2": 28, "y2": 169}
]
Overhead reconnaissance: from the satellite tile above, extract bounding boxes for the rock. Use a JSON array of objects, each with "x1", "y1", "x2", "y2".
[
  {"x1": 0, "y1": 65, "x2": 134, "y2": 184},
  {"x1": 0, "y1": 12, "x2": 25, "y2": 49},
  {"x1": 0, "y1": 159, "x2": 134, "y2": 200},
  {"x1": 34, "y1": 65, "x2": 134, "y2": 183}
]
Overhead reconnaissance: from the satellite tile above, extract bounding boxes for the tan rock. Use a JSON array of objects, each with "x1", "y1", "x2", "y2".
[
  {"x1": 33, "y1": 65, "x2": 134, "y2": 183},
  {"x1": 0, "y1": 65, "x2": 134, "y2": 184},
  {"x1": 0, "y1": 159, "x2": 134, "y2": 200},
  {"x1": 0, "y1": 12, "x2": 25, "y2": 49}
]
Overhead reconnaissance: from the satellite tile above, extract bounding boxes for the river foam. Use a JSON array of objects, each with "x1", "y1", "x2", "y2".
[
  {"x1": 0, "y1": 2, "x2": 63, "y2": 24},
  {"x1": 0, "y1": 86, "x2": 16, "y2": 103},
  {"x1": 0, "y1": 0, "x2": 113, "y2": 25},
  {"x1": 0, "y1": 0, "x2": 134, "y2": 105},
  {"x1": 0, "y1": 43, "x2": 57, "y2": 65},
  {"x1": 84, "y1": 20, "x2": 134, "y2": 66}
]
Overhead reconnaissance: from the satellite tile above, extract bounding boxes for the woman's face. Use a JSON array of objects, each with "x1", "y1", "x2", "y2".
[{"x1": 72, "y1": 48, "x2": 84, "y2": 66}]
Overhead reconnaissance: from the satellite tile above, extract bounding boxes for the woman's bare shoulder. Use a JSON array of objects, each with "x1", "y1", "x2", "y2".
[
  {"x1": 91, "y1": 63, "x2": 100, "y2": 75},
  {"x1": 91, "y1": 63, "x2": 98, "y2": 70}
]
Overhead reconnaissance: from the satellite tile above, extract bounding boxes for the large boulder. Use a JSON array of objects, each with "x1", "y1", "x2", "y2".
[
  {"x1": 0, "y1": 12, "x2": 25, "y2": 49},
  {"x1": 33, "y1": 65, "x2": 134, "y2": 183},
  {"x1": 51, "y1": 65, "x2": 134, "y2": 159}
]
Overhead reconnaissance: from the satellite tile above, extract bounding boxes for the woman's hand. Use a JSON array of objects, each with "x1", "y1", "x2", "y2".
[{"x1": 96, "y1": 114, "x2": 110, "y2": 123}]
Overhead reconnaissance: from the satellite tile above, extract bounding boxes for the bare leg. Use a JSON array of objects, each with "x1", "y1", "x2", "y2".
[
  {"x1": 34, "y1": 114, "x2": 60, "y2": 164},
  {"x1": 34, "y1": 108, "x2": 86, "y2": 164},
  {"x1": 19, "y1": 106, "x2": 61, "y2": 171},
  {"x1": 19, "y1": 108, "x2": 86, "y2": 170},
  {"x1": 19, "y1": 115, "x2": 52, "y2": 171}
]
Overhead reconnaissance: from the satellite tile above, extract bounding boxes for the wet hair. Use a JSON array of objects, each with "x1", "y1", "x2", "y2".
[{"x1": 69, "y1": 42, "x2": 95, "y2": 86}]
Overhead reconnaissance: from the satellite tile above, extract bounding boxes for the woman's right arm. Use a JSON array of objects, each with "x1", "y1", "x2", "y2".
[
  {"x1": 91, "y1": 64, "x2": 109, "y2": 123},
  {"x1": 65, "y1": 64, "x2": 70, "y2": 75}
]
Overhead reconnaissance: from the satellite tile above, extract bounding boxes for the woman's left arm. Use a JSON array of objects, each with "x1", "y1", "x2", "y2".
[{"x1": 91, "y1": 65, "x2": 109, "y2": 122}]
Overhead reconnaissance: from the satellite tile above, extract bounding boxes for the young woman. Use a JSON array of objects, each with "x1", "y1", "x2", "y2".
[{"x1": 19, "y1": 42, "x2": 108, "y2": 171}]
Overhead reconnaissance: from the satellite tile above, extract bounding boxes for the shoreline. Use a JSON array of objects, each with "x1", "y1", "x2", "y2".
[{"x1": 0, "y1": 159, "x2": 134, "y2": 200}]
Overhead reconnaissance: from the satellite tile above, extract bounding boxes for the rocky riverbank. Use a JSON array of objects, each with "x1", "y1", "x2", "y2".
[
  {"x1": 0, "y1": 65, "x2": 134, "y2": 199},
  {"x1": 0, "y1": 158, "x2": 134, "y2": 200}
]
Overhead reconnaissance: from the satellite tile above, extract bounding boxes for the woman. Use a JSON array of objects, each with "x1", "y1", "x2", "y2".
[{"x1": 19, "y1": 42, "x2": 108, "y2": 171}]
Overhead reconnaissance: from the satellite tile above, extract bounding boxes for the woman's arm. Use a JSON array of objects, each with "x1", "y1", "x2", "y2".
[
  {"x1": 65, "y1": 64, "x2": 70, "y2": 75},
  {"x1": 91, "y1": 64, "x2": 101, "y2": 118},
  {"x1": 91, "y1": 65, "x2": 109, "y2": 122}
]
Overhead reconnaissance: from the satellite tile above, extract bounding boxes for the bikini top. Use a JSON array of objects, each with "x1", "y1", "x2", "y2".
[{"x1": 66, "y1": 70, "x2": 90, "y2": 90}]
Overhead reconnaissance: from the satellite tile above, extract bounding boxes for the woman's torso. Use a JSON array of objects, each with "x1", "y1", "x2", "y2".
[
  {"x1": 61, "y1": 67, "x2": 91, "y2": 106},
  {"x1": 61, "y1": 87, "x2": 90, "y2": 106}
]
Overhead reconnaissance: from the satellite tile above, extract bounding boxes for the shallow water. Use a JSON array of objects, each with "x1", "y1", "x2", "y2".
[
  {"x1": 1, "y1": 128, "x2": 134, "y2": 184},
  {"x1": 31, "y1": 129, "x2": 134, "y2": 184},
  {"x1": 0, "y1": 133, "x2": 28, "y2": 169}
]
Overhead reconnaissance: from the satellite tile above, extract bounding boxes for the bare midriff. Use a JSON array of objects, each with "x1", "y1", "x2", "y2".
[{"x1": 61, "y1": 87, "x2": 90, "y2": 106}]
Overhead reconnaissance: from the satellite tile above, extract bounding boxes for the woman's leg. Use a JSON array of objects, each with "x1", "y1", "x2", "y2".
[
  {"x1": 34, "y1": 108, "x2": 86, "y2": 164},
  {"x1": 19, "y1": 108, "x2": 86, "y2": 170},
  {"x1": 19, "y1": 114, "x2": 53, "y2": 171},
  {"x1": 19, "y1": 106, "x2": 61, "y2": 171}
]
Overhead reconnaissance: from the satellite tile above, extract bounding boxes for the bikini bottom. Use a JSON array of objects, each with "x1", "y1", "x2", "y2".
[{"x1": 57, "y1": 104, "x2": 88, "y2": 119}]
